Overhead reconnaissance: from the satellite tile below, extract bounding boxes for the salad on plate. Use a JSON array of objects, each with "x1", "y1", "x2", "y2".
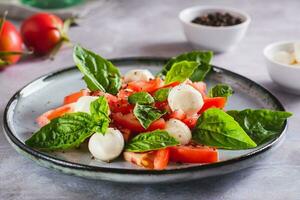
[{"x1": 25, "y1": 45, "x2": 292, "y2": 170}]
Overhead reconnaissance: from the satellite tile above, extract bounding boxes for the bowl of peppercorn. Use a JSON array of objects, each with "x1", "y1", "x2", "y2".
[{"x1": 179, "y1": 6, "x2": 251, "y2": 52}]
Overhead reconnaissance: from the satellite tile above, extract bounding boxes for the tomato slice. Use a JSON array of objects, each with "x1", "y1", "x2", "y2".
[
  {"x1": 187, "y1": 81, "x2": 207, "y2": 98},
  {"x1": 124, "y1": 148, "x2": 170, "y2": 170},
  {"x1": 198, "y1": 97, "x2": 226, "y2": 114},
  {"x1": 168, "y1": 110, "x2": 186, "y2": 121},
  {"x1": 127, "y1": 78, "x2": 163, "y2": 93},
  {"x1": 63, "y1": 89, "x2": 90, "y2": 105},
  {"x1": 36, "y1": 103, "x2": 75, "y2": 127},
  {"x1": 170, "y1": 145, "x2": 218, "y2": 163},
  {"x1": 111, "y1": 112, "x2": 165, "y2": 133},
  {"x1": 182, "y1": 114, "x2": 199, "y2": 129},
  {"x1": 154, "y1": 148, "x2": 170, "y2": 170}
]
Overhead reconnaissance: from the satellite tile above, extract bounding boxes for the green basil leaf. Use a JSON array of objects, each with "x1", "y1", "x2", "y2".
[
  {"x1": 159, "y1": 51, "x2": 213, "y2": 81},
  {"x1": 192, "y1": 108, "x2": 257, "y2": 149},
  {"x1": 133, "y1": 104, "x2": 167, "y2": 129},
  {"x1": 209, "y1": 84, "x2": 234, "y2": 98},
  {"x1": 227, "y1": 109, "x2": 292, "y2": 145},
  {"x1": 90, "y1": 96, "x2": 110, "y2": 134},
  {"x1": 128, "y1": 92, "x2": 154, "y2": 105},
  {"x1": 165, "y1": 61, "x2": 199, "y2": 84},
  {"x1": 25, "y1": 112, "x2": 95, "y2": 150},
  {"x1": 73, "y1": 45, "x2": 121, "y2": 95},
  {"x1": 153, "y1": 88, "x2": 170, "y2": 102},
  {"x1": 125, "y1": 130, "x2": 179, "y2": 152}
]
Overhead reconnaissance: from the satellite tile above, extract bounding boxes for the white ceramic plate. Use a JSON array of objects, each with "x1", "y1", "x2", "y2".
[{"x1": 3, "y1": 58, "x2": 287, "y2": 183}]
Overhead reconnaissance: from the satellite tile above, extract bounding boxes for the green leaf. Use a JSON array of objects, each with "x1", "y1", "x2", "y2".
[
  {"x1": 90, "y1": 96, "x2": 110, "y2": 134},
  {"x1": 73, "y1": 45, "x2": 121, "y2": 95},
  {"x1": 25, "y1": 112, "x2": 95, "y2": 150},
  {"x1": 133, "y1": 104, "x2": 167, "y2": 129},
  {"x1": 128, "y1": 92, "x2": 154, "y2": 105},
  {"x1": 227, "y1": 109, "x2": 292, "y2": 145},
  {"x1": 165, "y1": 61, "x2": 199, "y2": 84},
  {"x1": 159, "y1": 51, "x2": 213, "y2": 81},
  {"x1": 192, "y1": 108, "x2": 257, "y2": 150},
  {"x1": 125, "y1": 130, "x2": 179, "y2": 152},
  {"x1": 25, "y1": 96, "x2": 111, "y2": 150},
  {"x1": 209, "y1": 84, "x2": 234, "y2": 98},
  {"x1": 153, "y1": 88, "x2": 170, "y2": 102}
]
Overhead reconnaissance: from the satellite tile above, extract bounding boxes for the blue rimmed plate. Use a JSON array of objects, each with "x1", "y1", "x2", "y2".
[{"x1": 2, "y1": 58, "x2": 287, "y2": 183}]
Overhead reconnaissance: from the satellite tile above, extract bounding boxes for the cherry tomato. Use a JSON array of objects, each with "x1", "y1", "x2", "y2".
[
  {"x1": 0, "y1": 19, "x2": 23, "y2": 66},
  {"x1": 111, "y1": 112, "x2": 166, "y2": 133},
  {"x1": 21, "y1": 13, "x2": 68, "y2": 55},
  {"x1": 169, "y1": 145, "x2": 218, "y2": 163},
  {"x1": 198, "y1": 97, "x2": 226, "y2": 114},
  {"x1": 153, "y1": 148, "x2": 170, "y2": 170}
]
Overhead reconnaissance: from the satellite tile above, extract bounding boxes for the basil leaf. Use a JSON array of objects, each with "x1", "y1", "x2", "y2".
[
  {"x1": 192, "y1": 108, "x2": 257, "y2": 149},
  {"x1": 209, "y1": 84, "x2": 234, "y2": 98},
  {"x1": 25, "y1": 112, "x2": 95, "y2": 150},
  {"x1": 165, "y1": 61, "x2": 199, "y2": 84},
  {"x1": 90, "y1": 96, "x2": 110, "y2": 134},
  {"x1": 126, "y1": 130, "x2": 179, "y2": 152},
  {"x1": 73, "y1": 45, "x2": 121, "y2": 95},
  {"x1": 153, "y1": 88, "x2": 170, "y2": 102},
  {"x1": 227, "y1": 109, "x2": 292, "y2": 145},
  {"x1": 159, "y1": 51, "x2": 213, "y2": 81},
  {"x1": 26, "y1": 96, "x2": 111, "y2": 150},
  {"x1": 128, "y1": 92, "x2": 154, "y2": 105},
  {"x1": 133, "y1": 104, "x2": 167, "y2": 129}
]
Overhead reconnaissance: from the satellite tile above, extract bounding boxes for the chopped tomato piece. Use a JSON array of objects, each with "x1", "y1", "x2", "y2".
[
  {"x1": 124, "y1": 151, "x2": 156, "y2": 169},
  {"x1": 187, "y1": 81, "x2": 207, "y2": 98},
  {"x1": 153, "y1": 148, "x2": 170, "y2": 170},
  {"x1": 168, "y1": 110, "x2": 186, "y2": 121},
  {"x1": 111, "y1": 112, "x2": 166, "y2": 133},
  {"x1": 182, "y1": 114, "x2": 199, "y2": 129},
  {"x1": 127, "y1": 78, "x2": 163, "y2": 93},
  {"x1": 63, "y1": 89, "x2": 90, "y2": 105},
  {"x1": 158, "y1": 81, "x2": 181, "y2": 90},
  {"x1": 117, "y1": 89, "x2": 134, "y2": 100},
  {"x1": 154, "y1": 101, "x2": 171, "y2": 113},
  {"x1": 36, "y1": 103, "x2": 75, "y2": 127},
  {"x1": 170, "y1": 145, "x2": 218, "y2": 163},
  {"x1": 124, "y1": 148, "x2": 170, "y2": 170},
  {"x1": 198, "y1": 97, "x2": 226, "y2": 114}
]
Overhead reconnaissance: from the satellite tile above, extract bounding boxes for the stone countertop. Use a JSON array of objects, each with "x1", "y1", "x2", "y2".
[{"x1": 0, "y1": 0, "x2": 299, "y2": 199}]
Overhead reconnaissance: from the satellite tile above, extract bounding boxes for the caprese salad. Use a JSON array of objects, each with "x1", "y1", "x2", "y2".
[{"x1": 25, "y1": 45, "x2": 292, "y2": 170}]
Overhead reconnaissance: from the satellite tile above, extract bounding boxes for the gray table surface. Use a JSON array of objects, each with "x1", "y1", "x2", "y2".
[{"x1": 1, "y1": 0, "x2": 300, "y2": 199}]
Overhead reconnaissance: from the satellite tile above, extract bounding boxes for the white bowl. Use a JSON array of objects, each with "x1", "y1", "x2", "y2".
[
  {"x1": 264, "y1": 41, "x2": 300, "y2": 94},
  {"x1": 179, "y1": 6, "x2": 251, "y2": 52}
]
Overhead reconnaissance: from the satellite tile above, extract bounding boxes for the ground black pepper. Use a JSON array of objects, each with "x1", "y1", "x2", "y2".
[{"x1": 192, "y1": 12, "x2": 243, "y2": 27}]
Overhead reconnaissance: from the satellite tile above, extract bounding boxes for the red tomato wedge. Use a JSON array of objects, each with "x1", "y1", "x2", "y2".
[
  {"x1": 182, "y1": 114, "x2": 199, "y2": 129},
  {"x1": 170, "y1": 145, "x2": 218, "y2": 163},
  {"x1": 187, "y1": 81, "x2": 207, "y2": 98},
  {"x1": 124, "y1": 148, "x2": 170, "y2": 170},
  {"x1": 63, "y1": 89, "x2": 90, "y2": 105},
  {"x1": 111, "y1": 112, "x2": 165, "y2": 133},
  {"x1": 153, "y1": 148, "x2": 170, "y2": 170},
  {"x1": 198, "y1": 97, "x2": 226, "y2": 114},
  {"x1": 36, "y1": 103, "x2": 74, "y2": 127},
  {"x1": 168, "y1": 110, "x2": 186, "y2": 121},
  {"x1": 127, "y1": 78, "x2": 163, "y2": 93}
]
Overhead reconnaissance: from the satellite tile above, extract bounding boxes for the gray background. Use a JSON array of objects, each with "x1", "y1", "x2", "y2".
[{"x1": 1, "y1": 0, "x2": 300, "y2": 199}]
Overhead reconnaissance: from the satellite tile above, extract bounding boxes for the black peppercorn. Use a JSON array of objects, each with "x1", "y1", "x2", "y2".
[{"x1": 192, "y1": 12, "x2": 243, "y2": 27}]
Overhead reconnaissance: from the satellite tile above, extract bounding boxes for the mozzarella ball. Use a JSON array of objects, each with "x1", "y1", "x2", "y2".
[
  {"x1": 124, "y1": 69, "x2": 154, "y2": 83},
  {"x1": 273, "y1": 51, "x2": 294, "y2": 65},
  {"x1": 88, "y1": 128, "x2": 124, "y2": 162},
  {"x1": 168, "y1": 84, "x2": 204, "y2": 115},
  {"x1": 164, "y1": 118, "x2": 191, "y2": 145}
]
